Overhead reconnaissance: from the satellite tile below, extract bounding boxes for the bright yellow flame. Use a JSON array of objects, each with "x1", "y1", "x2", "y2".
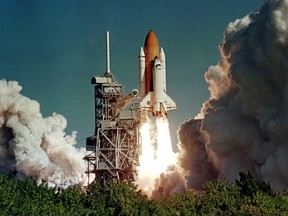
[{"x1": 136, "y1": 117, "x2": 177, "y2": 196}]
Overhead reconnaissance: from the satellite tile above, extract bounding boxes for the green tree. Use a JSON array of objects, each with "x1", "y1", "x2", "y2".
[
  {"x1": 1, "y1": 173, "x2": 288, "y2": 215},
  {"x1": 199, "y1": 180, "x2": 241, "y2": 215},
  {"x1": 235, "y1": 172, "x2": 274, "y2": 197},
  {"x1": 159, "y1": 190, "x2": 198, "y2": 216}
]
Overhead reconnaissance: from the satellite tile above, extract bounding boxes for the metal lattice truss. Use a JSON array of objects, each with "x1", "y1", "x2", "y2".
[
  {"x1": 95, "y1": 128, "x2": 138, "y2": 180},
  {"x1": 84, "y1": 80, "x2": 140, "y2": 185}
]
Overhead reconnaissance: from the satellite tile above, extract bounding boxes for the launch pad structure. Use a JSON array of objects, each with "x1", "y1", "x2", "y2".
[
  {"x1": 83, "y1": 30, "x2": 177, "y2": 185},
  {"x1": 83, "y1": 32, "x2": 141, "y2": 184}
]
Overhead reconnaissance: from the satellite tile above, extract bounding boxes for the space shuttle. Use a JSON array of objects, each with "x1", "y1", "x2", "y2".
[{"x1": 139, "y1": 30, "x2": 177, "y2": 117}]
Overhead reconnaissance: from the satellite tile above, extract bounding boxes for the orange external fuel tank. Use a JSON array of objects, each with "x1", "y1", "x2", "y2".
[{"x1": 144, "y1": 30, "x2": 160, "y2": 93}]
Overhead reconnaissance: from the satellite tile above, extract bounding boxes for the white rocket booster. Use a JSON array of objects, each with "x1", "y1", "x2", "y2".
[{"x1": 139, "y1": 47, "x2": 146, "y2": 98}]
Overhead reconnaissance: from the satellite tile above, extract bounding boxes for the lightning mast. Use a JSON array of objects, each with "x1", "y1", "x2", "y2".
[
  {"x1": 106, "y1": 32, "x2": 111, "y2": 75},
  {"x1": 84, "y1": 32, "x2": 141, "y2": 185}
]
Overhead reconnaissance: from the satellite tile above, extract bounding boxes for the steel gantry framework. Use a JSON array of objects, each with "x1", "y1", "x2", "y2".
[
  {"x1": 83, "y1": 32, "x2": 141, "y2": 185},
  {"x1": 84, "y1": 75, "x2": 141, "y2": 184}
]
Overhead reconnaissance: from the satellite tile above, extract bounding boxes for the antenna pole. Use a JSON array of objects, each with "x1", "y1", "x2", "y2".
[{"x1": 106, "y1": 31, "x2": 111, "y2": 76}]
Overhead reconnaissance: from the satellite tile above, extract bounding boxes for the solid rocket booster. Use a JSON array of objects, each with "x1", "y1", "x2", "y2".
[
  {"x1": 139, "y1": 30, "x2": 177, "y2": 117},
  {"x1": 139, "y1": 47, "x2": 146, "y2": 98}
]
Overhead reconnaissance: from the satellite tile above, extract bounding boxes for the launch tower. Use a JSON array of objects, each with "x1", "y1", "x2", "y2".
[{"x1": 83, "y1": 32, "x2": 141, "y2": 184}]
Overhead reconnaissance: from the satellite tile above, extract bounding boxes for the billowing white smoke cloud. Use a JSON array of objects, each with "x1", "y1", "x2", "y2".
[
  {"x1": 160, "y1": 0, "x2": 288, "y2": 194},
  {"x1": 0, "y1": 80, "x2": 87, "y2": 188}
]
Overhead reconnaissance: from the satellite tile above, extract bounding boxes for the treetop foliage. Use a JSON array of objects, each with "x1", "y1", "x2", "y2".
[{"x1": 0, "y1": 172, "x2": 287, "y2": 215}]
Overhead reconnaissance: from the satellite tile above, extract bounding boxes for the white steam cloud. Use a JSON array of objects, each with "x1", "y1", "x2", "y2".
[
  {"x1": 159, "y1": 0, "x2": 288, "y2": 195},
  {"x1": 0, "y1": 80, "x2": 87, "y2": 188}
]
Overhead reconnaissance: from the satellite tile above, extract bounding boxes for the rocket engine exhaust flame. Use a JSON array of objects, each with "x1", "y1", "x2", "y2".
[
  {"x1": 136, "y1": 116, "x2": 177, "y2": 196},
  {"x1": 0, "y1": 80, "x2": 87, "y2": 188},
  {"x1": 156, "y1": 0, "x2": 288, "y2": 196}
]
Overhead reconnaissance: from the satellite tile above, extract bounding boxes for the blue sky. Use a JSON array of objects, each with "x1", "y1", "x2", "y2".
[{"x1": 0, "y1": 0, "x2": 264, "y2": 148}]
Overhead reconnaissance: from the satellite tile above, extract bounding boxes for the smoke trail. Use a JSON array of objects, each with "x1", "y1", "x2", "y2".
[
  {"x1": 160, "y1": 0, "x2": 288, "y2": 195},
  {"x1": 0, "y1": 79, "x2": 87, "y2": 188}
]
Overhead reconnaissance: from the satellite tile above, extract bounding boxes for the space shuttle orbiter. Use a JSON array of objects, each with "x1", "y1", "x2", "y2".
[{"x1": 139, "y1": 30, "x2": 176, "y2": 117}]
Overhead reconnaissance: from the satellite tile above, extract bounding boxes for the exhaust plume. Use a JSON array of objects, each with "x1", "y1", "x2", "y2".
[
  {"x1": 0, "y1": 79, "x2": 87, "y2": 188},
  {"x1": 160, "y1": 0, "x2": 288, "y2": 195},
  {"x1": 137, "y1": 117, "x2": 178, "y2": 197}
]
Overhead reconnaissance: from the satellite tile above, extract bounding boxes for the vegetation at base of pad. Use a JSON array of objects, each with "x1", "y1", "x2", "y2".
[{"x1": 0, "y1": 172, "x2": 288, "y2": 215}]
